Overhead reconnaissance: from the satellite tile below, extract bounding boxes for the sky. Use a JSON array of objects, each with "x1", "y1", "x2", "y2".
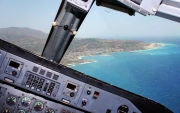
[{"x1": 0, "y1": 0, "x2": 180, "y2": 39}]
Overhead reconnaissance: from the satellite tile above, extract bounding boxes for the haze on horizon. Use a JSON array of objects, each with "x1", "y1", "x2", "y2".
[{"x1": 0, "y1": 0, "x2": 180, "y2": 39}]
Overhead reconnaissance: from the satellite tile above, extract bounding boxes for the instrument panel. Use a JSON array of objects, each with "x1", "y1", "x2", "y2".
[
  {"x1": 0, "y1": 39, "x2": 172, "y2": 113},
  {"x1": 0, "y1": 83, "x2": 84, "y2": 113}
]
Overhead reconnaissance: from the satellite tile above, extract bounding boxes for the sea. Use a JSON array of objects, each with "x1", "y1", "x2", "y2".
[{"x1": 70, "y1": 38, "x2": 180, "y2": 113}]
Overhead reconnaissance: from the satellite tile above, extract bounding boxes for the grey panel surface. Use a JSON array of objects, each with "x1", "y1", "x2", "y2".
[
  {"x1": 77, "y1": 84, "x2": 141, "y2": 113},
  {"x1": 56, "y1": 74, "x2": 86, "y2": 106},
  {"x1": 5, "y1": 58, "x2": 24, "y2": 78},
  {"x1": 21, "y1": 71, "x2": 60, "y2": 97},
  {"x1": 0, "y1": 52, "x2": 86, "y2": 108}
]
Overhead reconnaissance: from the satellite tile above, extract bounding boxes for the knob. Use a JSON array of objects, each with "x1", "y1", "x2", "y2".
[
  {"x1": 34, "y1": 101, "x2": 44, "y2": 111},
  {"x1": 12, "y1": 70, "x2": 17, "y2": 76},
  {"x1": 82, "y1": 100, "x2": 87, "y2": 106},
  {"x1": 21, "y1": 97, "x2": 31, "y2": 107},
  {"x1": 6, "y1": 96, "x2": 18, "y2": 106},
  {"x1": 45, "y1": 109, "x2": 55, "y2": 113},
  {"x1": 118, "y1": 105, "x2": 129, "y2": 113},
  {"x1": 63, "y1": 25, "x2": 68, "y2": 30},
  {"x1": 70, "y1": 92, "x2": 75, "y2": 97},
  {"x1": 87, "y1": 90, "x2": 91, "y2": 95},
  {"x1": 1, "y1": 109, "x2": 11, "y2": 113}
]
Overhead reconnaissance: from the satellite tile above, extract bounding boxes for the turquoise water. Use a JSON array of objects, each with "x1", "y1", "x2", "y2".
[{"x1": 71, "y1": 41, "x2": 180, "y2": 113}]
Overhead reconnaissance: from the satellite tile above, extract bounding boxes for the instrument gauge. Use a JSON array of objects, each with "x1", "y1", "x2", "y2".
[
  {"x1": 34, "y1": 101, "x2": 44, "y2": 111},
  {"x1": 6, "y1": 96, "x2": 18, "y2": 106},
  {"x1": 21, "y1": 96, "x2": 31, "y2": 107}
]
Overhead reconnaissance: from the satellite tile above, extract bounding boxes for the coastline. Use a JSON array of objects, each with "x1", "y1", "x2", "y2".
[
  {"x1": 67, "y1": 59, "x2": 97, "y2": 67},
  {"x1": 66, "y1": 43, "x2": 165, "y2": 67},
  {"x1": 132, "y1": 43, "x2": 165, "y2": 52}
]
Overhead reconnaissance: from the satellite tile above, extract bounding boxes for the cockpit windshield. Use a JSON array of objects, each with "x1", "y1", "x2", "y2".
[
  {"x1": 0, "y1": 1, "x2": 180, "y2": 112},
  {"x1": 0, "y1": 0, "x2": 60, "y2": 54}
]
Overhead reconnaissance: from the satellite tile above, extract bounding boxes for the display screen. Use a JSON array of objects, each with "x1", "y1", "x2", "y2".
[
  {"x1": 9, "y1": 61, "x2": 20, "y2": 69},
  {"x1": 67, "y1": 83, "x2": 76, "y2": 90}
]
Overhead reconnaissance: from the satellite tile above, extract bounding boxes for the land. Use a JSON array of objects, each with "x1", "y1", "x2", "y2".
[
  {"x1": 0, "y1": 27, "x2": 47, "y2": 54},
  {"x1": 0, "y1": 27, "x2": 163, "y2": 66},
  {"x1": 61, "y1": 39, "x2": 162, "y2": 66}
]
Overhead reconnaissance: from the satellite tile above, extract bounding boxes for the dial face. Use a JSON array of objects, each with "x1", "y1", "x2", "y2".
[
  {"x1": 34, "y1": 101, "x2": 44, "y2": 111},
  {"x1": 21, "y1": 97, "x2": 31, "y2": 107},
  {"x1": 45, "y1": 109, "x2": 55, "y2": 113},
  {"x1": 17, "y1": 110, "x2": 27, "y2": 113},
  {"x1": 6, "y1": 96, "x2": 18, "y2": 106}
]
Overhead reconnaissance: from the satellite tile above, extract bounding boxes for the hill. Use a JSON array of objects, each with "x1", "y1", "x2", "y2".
[
  {"x1": 0, "y1": 27, "x2": 161, "y2": 65},
  {"x1": 0, "y1": 27, "x2": 48, "y2": 54},
  {"x1": 0, "y1": 27, "x2": 47, "y2": 39}
]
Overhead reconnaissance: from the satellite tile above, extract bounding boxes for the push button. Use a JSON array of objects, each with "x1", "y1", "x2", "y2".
[
  {"x1": 53, "y1": 74, "x2": 59, "y2": 80},
  {"x1": 39, "y1": 69, "x2": 45, "y2": 75},
  {"x1": 32, "y1": 66, "x2": 39, "y2": 73}
]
